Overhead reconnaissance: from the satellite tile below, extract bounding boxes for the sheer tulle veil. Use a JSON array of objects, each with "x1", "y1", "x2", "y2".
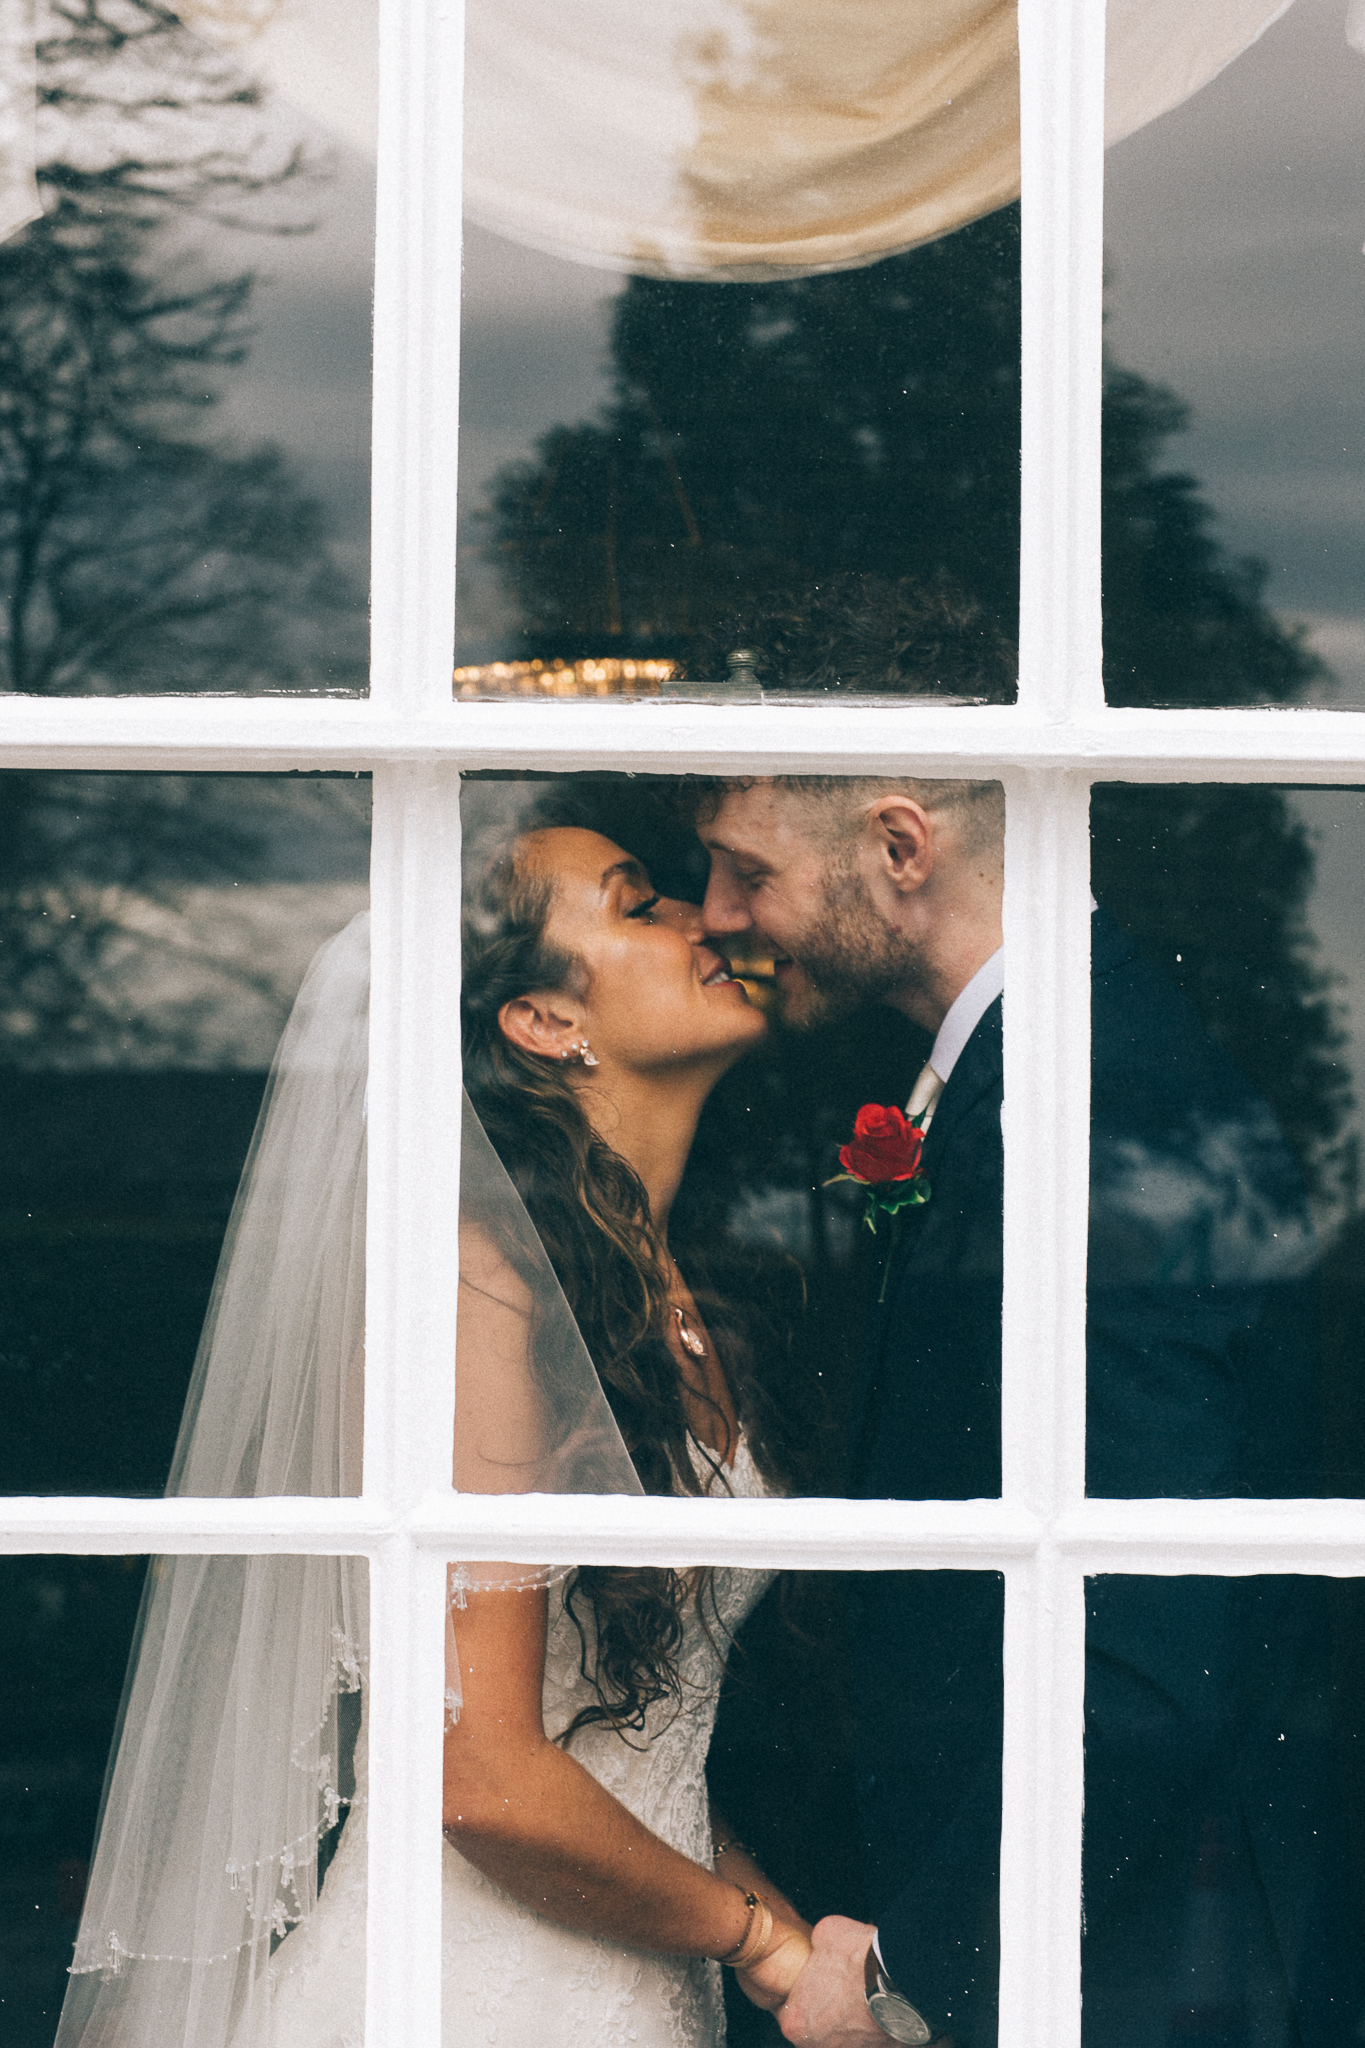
[{"x1": 55, "y1": 909, "x2": 642, "y2": 2048}]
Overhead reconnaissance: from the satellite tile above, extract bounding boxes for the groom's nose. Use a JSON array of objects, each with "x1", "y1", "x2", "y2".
[{"x1": 700, "y1": 863, "x2": 751, "y2": 935}]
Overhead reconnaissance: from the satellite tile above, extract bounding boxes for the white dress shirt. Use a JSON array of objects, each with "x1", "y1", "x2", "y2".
[{"x1": 926, "y1": 946, "x2": 1005, "y2": 1088}]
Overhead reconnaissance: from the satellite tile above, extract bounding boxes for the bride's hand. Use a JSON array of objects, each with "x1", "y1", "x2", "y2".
[{"x1": 735, "y1": 1918, "x2": 813, "y2": 2011}]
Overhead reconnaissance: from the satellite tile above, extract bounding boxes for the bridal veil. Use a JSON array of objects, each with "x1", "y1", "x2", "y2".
[{"x1": 55, "y1": 909, "x2": 642, "y2": 2048}]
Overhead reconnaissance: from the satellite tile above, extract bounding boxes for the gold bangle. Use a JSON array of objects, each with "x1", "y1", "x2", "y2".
[
  {"x1": 712, "y1": 1838, "x2": 749, "y2": 1863},
  {"x1": 718, "y1": 1890, "x2": 760, "y2": 1965},
  {"x1": 724, "y1": 1895, "x2": 774, "y2": 1971},
  {"x1": 737, "y1": 1899, "x2": 775, "y2": 1970}
]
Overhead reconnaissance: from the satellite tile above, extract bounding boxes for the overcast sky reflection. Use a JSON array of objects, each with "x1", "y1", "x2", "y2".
[{"x1": 1105, "y1": 0, "x2": 1365, "y2": 703}]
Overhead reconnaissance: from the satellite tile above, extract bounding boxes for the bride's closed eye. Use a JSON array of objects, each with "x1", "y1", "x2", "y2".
[{"x1": 626, "y1": 893, "x2": 661, "y2": 922}]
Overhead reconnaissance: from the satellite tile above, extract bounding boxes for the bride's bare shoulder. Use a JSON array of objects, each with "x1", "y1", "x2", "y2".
[{"x1": 457, "y1": 1216, "x2": 534, "y2": 1319}]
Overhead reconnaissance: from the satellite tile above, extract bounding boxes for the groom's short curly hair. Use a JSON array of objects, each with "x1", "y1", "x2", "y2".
[
  {"x1": 690, "y1": 774, "x2": 1005, "y2": 862},
  {"x1": 678, "y1": 569, "x2": 1009, "y2": 858}
]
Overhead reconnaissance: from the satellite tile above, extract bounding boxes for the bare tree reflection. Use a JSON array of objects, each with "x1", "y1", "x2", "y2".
[{"x1": 0, "y1": 0, "x2": 366, "y2": 696}]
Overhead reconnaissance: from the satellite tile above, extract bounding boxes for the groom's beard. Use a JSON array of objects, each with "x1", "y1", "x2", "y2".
[{"x1": 775, "y1": 860, "x2": 930, "y2": 1029}]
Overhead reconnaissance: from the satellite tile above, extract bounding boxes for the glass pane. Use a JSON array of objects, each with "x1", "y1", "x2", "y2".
[
  {"x1": 1103, "y1": 0, "x2": 1364, "y2": 708},
  {"x1": 0, "y1": 772, "x2": 371, "y2": 1494},
  {"x1": 460, "y1": 770, "x2": 1003, "y2": 1499},
  {"x1": 0, "y1": 1554, "x2": 148, "y2": 2045},
  {"x1": 5, "y1": 1558, "x2": 1001, "y2": 2048},
  {"x1": 456, "y1": 9, "x2": 1021, "y2": 703},
  {"x1": 442, "y1": 1565, "x2": 1002, "y2": 2048},
  {"x1": 1083, "y1": 1574, "x2": 1365, "y2": 2046},
  {"x1": 2, "y1": 8, "x2": 374, "y2": 695},
  {"x1": 1088, "y1": 784, "x2": 1364, "y2": 1495},
  {"x1": 3, "y1": 1552, "x2": 367, "y2": 2047}
]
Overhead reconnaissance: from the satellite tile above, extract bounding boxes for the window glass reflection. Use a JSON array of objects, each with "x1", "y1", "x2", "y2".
[
  {"x1": 1104, "y1": 0, "x2": 1365, "y2": 707},
  {"x1": 9, "y1": 1550, "x2": 999, "y2": 2048},
  {"x1": 1, "y1": 4, "x2": 373, "y2": 696},
  {"x1": 461, "y1": 770, "x2": 1004, "y2": 1500},
  {"x1": 1089, "y1": 785, "x2": 1365, "y2": 1496},
  {"x1": 457, "y1": 0, "x2": 1022, "y2": 707},
  {"x1": 1084, "y1": 1574, "x2": 1365, "y2": 2048},
  {"x1": 437, "y1": 1567, "x2": 1002, "y2": 2048},
  {"x1": 0, "y1": 772, "x2": 371, "y2": 1495},
  {"x1": 0, "y1": 1555, "x2": 149, "y2": 2044},
  {"x1": 23, "y1": 1553, "x2": 367, "y2": 2048}
]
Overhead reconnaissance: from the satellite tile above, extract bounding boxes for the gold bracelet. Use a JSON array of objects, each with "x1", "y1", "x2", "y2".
[
  {"x1": 718, "y1": 1890, "x2": 760, "y2": 1965},
  {"x1": 722, "y1": 1893, "x2": 775, "y2": 1971},
  {"x1": 712, "y1": 1838, "x2": 750, "y2": 1863}
]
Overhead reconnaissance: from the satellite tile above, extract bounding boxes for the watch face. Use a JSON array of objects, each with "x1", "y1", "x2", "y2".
[{"x1": 868, "y1": 1988, "x2": 933, "y2": 2045}]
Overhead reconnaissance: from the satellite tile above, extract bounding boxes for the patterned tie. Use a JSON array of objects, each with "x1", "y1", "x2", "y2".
[{"x1": 906, "y1": 1060, "x2": 945, "y2": 1130}]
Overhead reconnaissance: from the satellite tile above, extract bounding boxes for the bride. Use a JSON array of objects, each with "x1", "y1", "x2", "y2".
[{"x1": 57, "y1": 819, "x2": 816, "y2": 2048}]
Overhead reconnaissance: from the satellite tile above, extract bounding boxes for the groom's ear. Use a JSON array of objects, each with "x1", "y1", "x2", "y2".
[
  {"x1": 866, "y1": 796, "x2": 935, "y2": 895},
  {"x1": 497, "y1": 993, "x2": 582, "y2": 1061}
]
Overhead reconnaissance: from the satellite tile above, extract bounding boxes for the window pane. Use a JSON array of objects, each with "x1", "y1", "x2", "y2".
[
  {"x1": 0, "y1": 773, "x2": 371, "y2": 1494},
  {"x1": 456, "y1": 11, "x2": 1020, "y2": 703},
  {"x1": 1083, "y1": 1574, "x2": 1365, "y2": 2047},
  {"x1": 5, "y1": 1552, "x2": 367, "y2": 2048},
  {"x1": 1088, "y1": 784, "x2": 1364, "y2": 1495},
  {"x1": 2, "y1": 9, "x2": 374, "y2": 696},
  {"x1": 0, "y1": 1554, "x2": 148, "y2": 2044},
  {"x1": 461, "y1": 770, "x2": 1004, "y2": 1499},
  {"x1": 1103, "y1": 1, "x2": 1364, "y2": 708},
  {"x1": 442, "y1": 1566, "x2": 1002, "y2": 2048},
  {"x1": 10, "y1": 1553, "x2": 1000, "y2": 2047}
]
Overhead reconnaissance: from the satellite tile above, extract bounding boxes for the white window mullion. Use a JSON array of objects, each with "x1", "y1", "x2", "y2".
[
  {"x1": 998, "y1": 766, "x2": 1093, "y2": 2048},
  {"x1": 370, "y1": 0, "x2": 465, "y2": 717},
  {"x1": 1009, "y1": 0, "x2": 1106, "y2": 2025},
  {"x1": 363, "y1": 1540, "x2": 450, "y2": 2048},
  {"x1": 365, "y1": 761, "x2": 465, "y2": 2045},
  {"x1": 365, "y1": 762, "x2": 464, "y2": 1512},
  {"x1": 1002, "y1": 1554, "x2": 1088, "y2": 2048},
  {"x1": 1000, "y1": 769, "x2": 1093, "y2": 1514},
  {"x1": 9, "y1": 696, "x2": 1365, "y2": 778},
  {"x1": 1017, "y1": 0, "x2": 1107, "y2": 723}
]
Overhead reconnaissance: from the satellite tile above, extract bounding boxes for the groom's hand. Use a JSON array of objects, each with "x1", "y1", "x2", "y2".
[{"x1": 775, "y1": 1915, "x2": 889, "y2": 2044}]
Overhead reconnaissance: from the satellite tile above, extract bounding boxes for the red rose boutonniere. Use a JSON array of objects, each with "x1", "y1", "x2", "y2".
[{"x1": 826, "y1": 1102, "x2": 932, "y2": 1302}]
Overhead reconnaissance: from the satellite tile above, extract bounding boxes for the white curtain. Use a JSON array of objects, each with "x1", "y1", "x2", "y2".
[
  {"x1": 0, "y1": 0, "x2": 39, "y2": 243},
  {"x1": 7, "y1": 0, "x2": 1306, "y2": 271}
]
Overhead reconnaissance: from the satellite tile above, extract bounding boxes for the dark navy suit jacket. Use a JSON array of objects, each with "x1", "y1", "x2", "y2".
[{"x1": 844, "y1": 910, "x2": 1363, "y2": 2047}]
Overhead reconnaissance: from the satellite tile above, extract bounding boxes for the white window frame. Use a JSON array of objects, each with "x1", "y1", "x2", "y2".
[{"x1": 5, "y1": 2, "x2": 1365, "y2": 2043}]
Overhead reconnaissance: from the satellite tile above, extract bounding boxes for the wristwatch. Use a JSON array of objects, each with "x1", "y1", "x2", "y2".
[{"x1": 863, "y1": 1940, "x2": 935, "y2": 2045}]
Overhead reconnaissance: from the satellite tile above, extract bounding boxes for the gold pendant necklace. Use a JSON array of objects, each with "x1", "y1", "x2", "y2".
[{"x1": 673, "y1": 1302, "x2": 708, "y2": 1360}]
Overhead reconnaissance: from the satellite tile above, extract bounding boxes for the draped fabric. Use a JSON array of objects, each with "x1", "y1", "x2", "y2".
[
  {"x1": 10, "y1": 0, "x2": 1310, "y2": 271},
  {"x1": 460, "y1": 0, "x2": 1299, "y2": 279},
  {"x1": 1103, "y1": 0, "x2": 1296, "y2": 149},
  {"x1": 0, "y1": 0, "x2": 40, "y2": 243}
]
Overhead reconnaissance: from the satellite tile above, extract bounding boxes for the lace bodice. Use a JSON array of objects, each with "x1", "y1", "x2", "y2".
[
  {"x1": 541, "y1": 1433, "x2": 773, "y2": 1863},
  {"x1": 260, "y1": 1435, "x2": 777, "y2": 2048}
]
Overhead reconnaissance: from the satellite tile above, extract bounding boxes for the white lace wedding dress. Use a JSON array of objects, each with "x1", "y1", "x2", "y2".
[{"x1": 257, "y1": 1437, "x2": 775, "y2": 2048}]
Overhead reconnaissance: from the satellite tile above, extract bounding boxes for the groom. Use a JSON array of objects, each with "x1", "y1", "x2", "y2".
[{"x1": 698, "y1": 776, "x2": 1362, "y2": 2048}]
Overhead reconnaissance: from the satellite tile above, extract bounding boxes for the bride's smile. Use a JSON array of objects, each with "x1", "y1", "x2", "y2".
[{"x1": 499, "y1": 826, "x2": 767, "y2": 1084}]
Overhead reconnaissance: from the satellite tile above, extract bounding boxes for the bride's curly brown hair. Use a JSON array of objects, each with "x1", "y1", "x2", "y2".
[{"x1": 461, "y1": 835, "x2": 802, "y2": 1742}]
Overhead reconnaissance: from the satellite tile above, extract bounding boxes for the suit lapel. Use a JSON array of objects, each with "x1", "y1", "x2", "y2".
[
  {"x1": 845, "y1": 998, "x2": 1004, "y2": 1491},
  {"x1": 918, "y1": 1000, "x2": 1003, "y2": 1179}
]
